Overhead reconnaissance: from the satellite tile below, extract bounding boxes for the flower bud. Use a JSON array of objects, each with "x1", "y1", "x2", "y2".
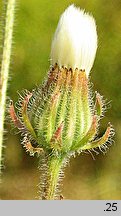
[
  {"x1": 9, "y1": 5, "x2": 114, "y2": 160},
  {"x1": 9, "y1": 5, "x2": 114, "y2": 200}
]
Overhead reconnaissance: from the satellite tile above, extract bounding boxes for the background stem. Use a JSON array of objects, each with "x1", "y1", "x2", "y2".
[{"x1": 0, "y1": 0, "x2": 15, "y2": 174}]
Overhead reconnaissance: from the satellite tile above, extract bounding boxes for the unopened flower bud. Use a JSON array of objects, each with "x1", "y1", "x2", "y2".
[
  {"x1": 9, "y1": 5, "x2": 114, "y2": 200},
  {"x1": 10, "y1": 4, "x2": 114, "y2": 157}
]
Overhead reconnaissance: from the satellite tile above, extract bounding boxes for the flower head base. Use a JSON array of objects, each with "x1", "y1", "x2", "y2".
[
  {"x1": 51, "y1": 5, "x2": 98, "y2": 76},
  {"x1": 9, "y1": 65, "x2": 114, "y2": 156}
]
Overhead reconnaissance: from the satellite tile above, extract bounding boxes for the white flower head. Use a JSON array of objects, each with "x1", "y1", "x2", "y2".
[{"x1": 50, "y1": 4, "x2": 98, "y2": 76}]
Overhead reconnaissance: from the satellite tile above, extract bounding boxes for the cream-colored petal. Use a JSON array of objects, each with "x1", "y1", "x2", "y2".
[{"x1": 50, "y1": 4, "x2": 98, "y2": 76}]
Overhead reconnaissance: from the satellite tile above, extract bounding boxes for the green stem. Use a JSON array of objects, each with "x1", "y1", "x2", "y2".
[
  {"x1": 44, "y1": 155, "x2": 64, "y2": 200},
  {"x1": 0, "y1": 0, "x2": 16, "y2": 172}
]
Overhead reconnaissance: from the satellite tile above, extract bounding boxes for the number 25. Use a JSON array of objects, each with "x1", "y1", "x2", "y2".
[{"x1": 106, "y1": 203, "x2": 117, "y2": 211}]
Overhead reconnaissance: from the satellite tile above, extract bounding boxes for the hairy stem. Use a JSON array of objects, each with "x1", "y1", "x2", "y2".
[
  {"x1": 0, "y1": 0, "x2": 16, "y2": 172},
  {"x1": 44, "y1": 155, "x2": 64, "y2": 200}
]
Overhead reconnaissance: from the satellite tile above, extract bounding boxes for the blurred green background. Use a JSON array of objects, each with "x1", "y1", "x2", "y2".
[{"x1": 0, "y1": 0, "x2": 121, "y2": 199}]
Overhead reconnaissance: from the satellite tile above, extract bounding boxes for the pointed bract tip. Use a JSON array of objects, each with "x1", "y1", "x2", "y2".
[{"x1": 50, "y1": 4, "x2": 98, "y2": 76}]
